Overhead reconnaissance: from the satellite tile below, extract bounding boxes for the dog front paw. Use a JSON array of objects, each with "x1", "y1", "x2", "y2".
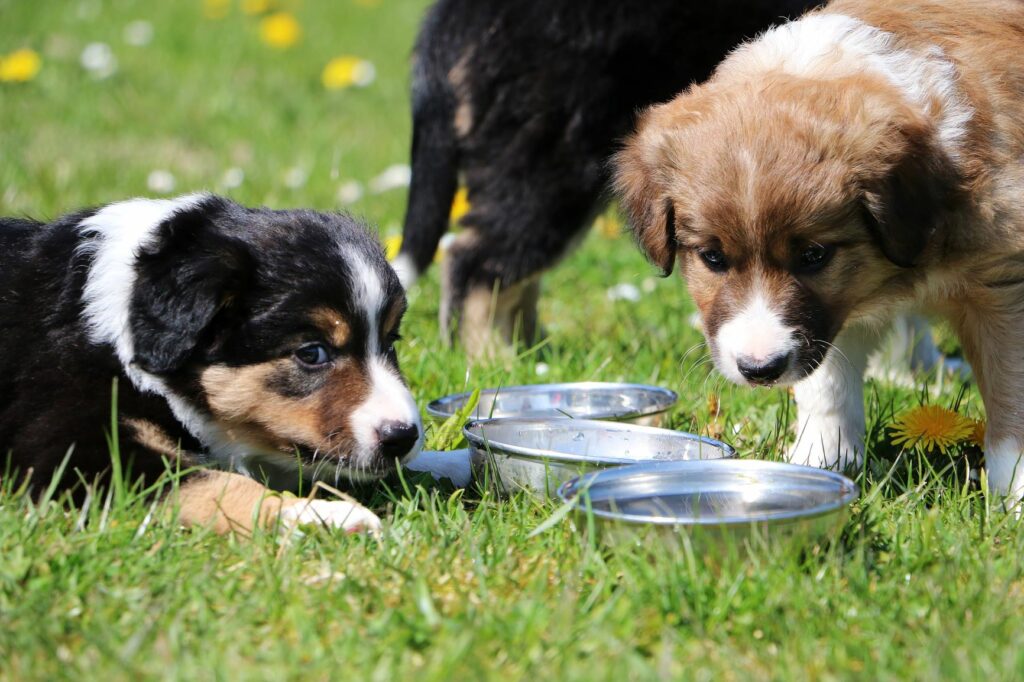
[
  {"x1": 788, "y1": 421, "x2": 863, "y2": 470},
  {"x1": 278, "y1": 499, "x2": 382, "y2": 535}
]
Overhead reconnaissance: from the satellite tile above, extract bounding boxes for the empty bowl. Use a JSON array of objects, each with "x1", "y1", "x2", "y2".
[
  {"x1": 427, "y1": 382, "x2": 678, "y2": 426},
  {"x1": 558, "y1": 460, "x2": 859, "y2": 549},
  {"x1": 463, "y1": 418, "x2": 734, "y2": 497}
]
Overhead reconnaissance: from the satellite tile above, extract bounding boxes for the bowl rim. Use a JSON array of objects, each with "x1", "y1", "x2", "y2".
[
  {"x1": 556, "y1": 460, "x2": 859, "y2": 526},
  {"x1": 426, "y1": 381, "x2": 679, "y2": 421},
  {"x1": 463, "y1": 417, "x2": 736, "y2": 465}
]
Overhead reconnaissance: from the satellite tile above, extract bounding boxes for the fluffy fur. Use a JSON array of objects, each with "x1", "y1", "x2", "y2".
[
  {"x1": 398, "y1": 0, "x2": 821, "y2": 356},
  {"x1": 0, "y1": 194, "x2": 423, "y2": 533},
  {"x1": 615, "y1": 0, "x2": 1024, "y2": 502}
]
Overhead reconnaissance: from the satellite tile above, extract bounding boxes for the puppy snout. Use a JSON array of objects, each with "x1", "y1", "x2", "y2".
[
  {"x1": 377, "y1": 420, "x2": 420, "y2": 459},
  {"x1": 736, "y1": 352, "x2": 791, "y2": 385}
]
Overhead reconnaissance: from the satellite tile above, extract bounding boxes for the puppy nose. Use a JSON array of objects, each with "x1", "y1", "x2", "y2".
[
  {"x1": 377, "y1": 421, "x2": 420, "y2": 459},
  {"x1": 736, "y1": 353, "x2": 790, "y2": 385}
]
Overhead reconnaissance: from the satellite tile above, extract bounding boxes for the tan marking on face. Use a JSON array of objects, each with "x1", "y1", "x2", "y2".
[
  {"x1": 201, "y1": 356, "x2": 376, "y2": 462},
  {"x1": 202, "y1": 362, "x2": 323, "y2": 449},
  {"x1": 310, "y1": 307, "x2": 351, "y2": 348}
]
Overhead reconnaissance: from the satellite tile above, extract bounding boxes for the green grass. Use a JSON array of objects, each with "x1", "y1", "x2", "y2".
[{"x1": 2, "y1": 1, "x2": 1023, "y2": 679}]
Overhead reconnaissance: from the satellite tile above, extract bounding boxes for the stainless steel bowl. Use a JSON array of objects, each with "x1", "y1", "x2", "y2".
[
  {"x1": 463, "y1": 418, "x2": 734, "y2": 497},
  {"x1": 427, "y1": 382, "x2": 678, "y2": 426},
  {"x1": 557, "y1": 460, "x2": 859, "y2": 550}
]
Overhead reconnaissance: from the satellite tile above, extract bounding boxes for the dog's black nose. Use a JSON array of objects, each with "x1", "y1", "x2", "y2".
[
  {"x1": 377, "y1": 421, "x2": 420, "y2": 459},
  {"x1": 737, "y1": 353, "x2": 790, "y2": 385}
]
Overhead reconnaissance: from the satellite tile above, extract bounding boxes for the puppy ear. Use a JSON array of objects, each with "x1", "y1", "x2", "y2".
[
  {"x1": 129, "y1": 203, "x2": 252, "y2": 374},
  {"x1": 860, "y1": 127, "x2": 960, "y2": 268},
  {"x1": 613, "y1": 117, "x2": 678, "y2": 276}
]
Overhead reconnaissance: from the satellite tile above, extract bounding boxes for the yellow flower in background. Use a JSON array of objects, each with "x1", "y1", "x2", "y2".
[
  {"x1": 450, "y1": 187, "x2": 470, "y2": 222},
  {"x1": 203, "y1": 0, "x2": 231, "y2": 20},
  {"x1": 260, "y1": 12, "x2": 301, "y2": 49},
  {"x1": 594, "y1": 214, "x2": 623, "y2": 239},
  {"x1": 890, "y1": 405, "x2": 974, "y2": 454},
  {"x1": 0, "y1": 48, "x2": 41, "y2": 83},
  {"x1": 322, "y1": 56, "x2": 376, "y2": 90},
  {"x1": 242, "y1": 0, "x2": 272, "y2": 15},
  {"x1": 384, "y1": 235, "x2": 402, "y2": 261}
]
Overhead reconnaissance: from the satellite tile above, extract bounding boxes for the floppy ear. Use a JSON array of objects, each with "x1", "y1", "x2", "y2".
[
  {"x1": 613, "y1": 120, "x2": 678, "y2": 276},
  {"x1": 860, "y1": 128, "x2": 960, "y2": 268},
  {"x1": 129, "y1": 206, "x2": 252, "y2": 374}
]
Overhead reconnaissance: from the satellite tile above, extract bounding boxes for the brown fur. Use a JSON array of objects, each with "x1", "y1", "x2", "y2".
[{"x1": 615, "y1": 0, "x2": 1024, "y2": 493}]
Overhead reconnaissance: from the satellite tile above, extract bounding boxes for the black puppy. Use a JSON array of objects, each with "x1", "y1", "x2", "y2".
[
  {"x1": 0, "y1": 194, "x2": 422, "y2": 533},
  {"x1": 394, "y1": 0, "x2": 820, "y2": 356}
]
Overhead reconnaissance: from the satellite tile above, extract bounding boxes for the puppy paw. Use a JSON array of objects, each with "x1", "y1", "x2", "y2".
[
  {"x1": 278, "y1": 499, "x2": 382, "y2": 535},
  {"x1": 788, "y1": 422, "x2": 863, "y2": 471}
]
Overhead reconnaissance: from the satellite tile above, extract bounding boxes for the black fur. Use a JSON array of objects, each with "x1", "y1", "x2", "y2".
[
  {"x1": 400, "y1": 0, "x2": 822, "y2": 336},
  {"x1": 0, "y1": 196, "x2": 406, "y2": 494}
]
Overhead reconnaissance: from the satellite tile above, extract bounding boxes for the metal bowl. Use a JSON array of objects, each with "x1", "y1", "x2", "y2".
[
  {"x1": 463, "y1": 418, "x2": 734, "y2": 497},
  {"x1": 558, "y1": 460, "x2": 858, "y2": 550},
  {"x1": 427, "y1": 382, "x2": 678, "y2": 426}
]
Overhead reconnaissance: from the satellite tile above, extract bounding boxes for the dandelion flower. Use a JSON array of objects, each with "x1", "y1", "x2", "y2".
[
  {"x1": 369, "y1": 164, "x2": 411, "y2": 193},
  {"x1": 203, "y1": 0, "x2": 231, "y2": 20},
  {"x1": 594, "y1": 214, "x2": 622, "y2": 239},
  {"x1": 0, "y1": 48, "x2": 41, "y2": 83},
  {"x1": 260, "y1": 12, "x2": 301, "y2": 49},
  {"x1": 322, "y1": 56, "x2": 376, "y2": 90},
  {"x1": 890, "y1": 405, "x2": 973, "y2": 454},
  {"x1": 384, "y1": 235, "x2": 402, "y2": 261},
  {"x1": 147, "y1": 170, "x2": 176, "y2": 194},
  {"x1": 336, "y1": 180, "x2": 364, "y2": 205},
  {"x1": 970, "y1": 418, "x2": 986, "y2": 448},
  {"x1": 450, "y1": 187, "x2": 470, "y2": 222},
  {"x1": 242, "y1": 0, "x2": 272, "y2": 15},
  {"x1": 80, "y1": 42, "x2": 118, "y2": 79}
]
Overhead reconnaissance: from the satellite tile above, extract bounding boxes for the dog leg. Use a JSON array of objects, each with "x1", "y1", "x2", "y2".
[
  {"x1": 789, "y1": 324, "x2": 881, "y2": 469},
  {"x1": 176, "y1": 471, "x2": 381, "y2": 534},
  {"x1": 953, "y1": 310, "x2": 1024, "y2": 508}
]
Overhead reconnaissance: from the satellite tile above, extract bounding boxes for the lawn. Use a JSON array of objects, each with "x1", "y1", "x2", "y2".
[{"x1": 2, "y1": 1, "x2": 1023, "y2": 679}]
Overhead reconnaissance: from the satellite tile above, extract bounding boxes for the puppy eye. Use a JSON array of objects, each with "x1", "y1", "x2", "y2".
[
  {"x1": 294, "y1": 343, "x2": 331, "y2": 367},
  {"x1": 385, "y1": 331, "x2": 402, "y2": 351},
  {"x1": 797, "y1": 243, "x2": 835, "y2": 273},
  {"x1": 698, "y1": 248, "x2": 728, "y2": 273}
]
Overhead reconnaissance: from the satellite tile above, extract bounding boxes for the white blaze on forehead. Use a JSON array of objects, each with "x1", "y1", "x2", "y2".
[
  {"x1": 715, "y1": 290, "x2": 798, "y2": 381},
  {"x1": 347, "y1": 249, "x2": 387, "y2": 352},
  {"x1": 346, "y1": 248, "x2": 423, "y2": 465}
]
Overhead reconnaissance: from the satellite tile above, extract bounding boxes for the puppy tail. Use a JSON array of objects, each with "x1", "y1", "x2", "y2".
[{"x1": 395, "y1": 43, "x2": 459, "y2": 290}]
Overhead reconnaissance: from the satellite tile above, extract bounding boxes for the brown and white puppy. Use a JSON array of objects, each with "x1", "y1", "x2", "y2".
[
  {"x1": 615, "y1": 0, "x2": 1024, "y2": 502},
  {"x1": 0, "y1": 194, "x2": 423, "y2": 533}
]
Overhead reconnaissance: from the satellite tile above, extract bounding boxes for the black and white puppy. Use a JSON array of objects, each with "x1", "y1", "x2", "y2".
[
  {"x1": 394, "y1": 0, "x2": 821, "y2": 356},
  {"x1": 0, "y1": 194, "x2": 422, "y2": 533}
]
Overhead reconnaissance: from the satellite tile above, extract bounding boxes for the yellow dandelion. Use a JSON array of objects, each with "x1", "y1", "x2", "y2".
[
  {"x1": 260, "y1": 12, "x2": 301, "y2": 49},
  {"x1": 0, "y1": 48, "x2": 41, "y2": 83},
  {"x1": 322, "y1": 56, "x2": 375, "y2": 90},
  {"x1": 242, "y1": 0, "x2": 272, "y2": 15},
  {"x1": 594, "y1": 214, "x2": 623, "y2": 239},
  {"x1": 970, "y1": 418, "x2": 987, "y2": 448},
  {"x1": 890, "y1": 405, "x2": 974, "y2": 454},
  {"x1": 203, "y1": 0, "x2": 231, "y2": 20},
  {"x1": 450, "y1": 187, "x2": 470, "y2": 222},
  {"x1": 384, "y1": 235, "x2": 402, "y2": 261}
]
